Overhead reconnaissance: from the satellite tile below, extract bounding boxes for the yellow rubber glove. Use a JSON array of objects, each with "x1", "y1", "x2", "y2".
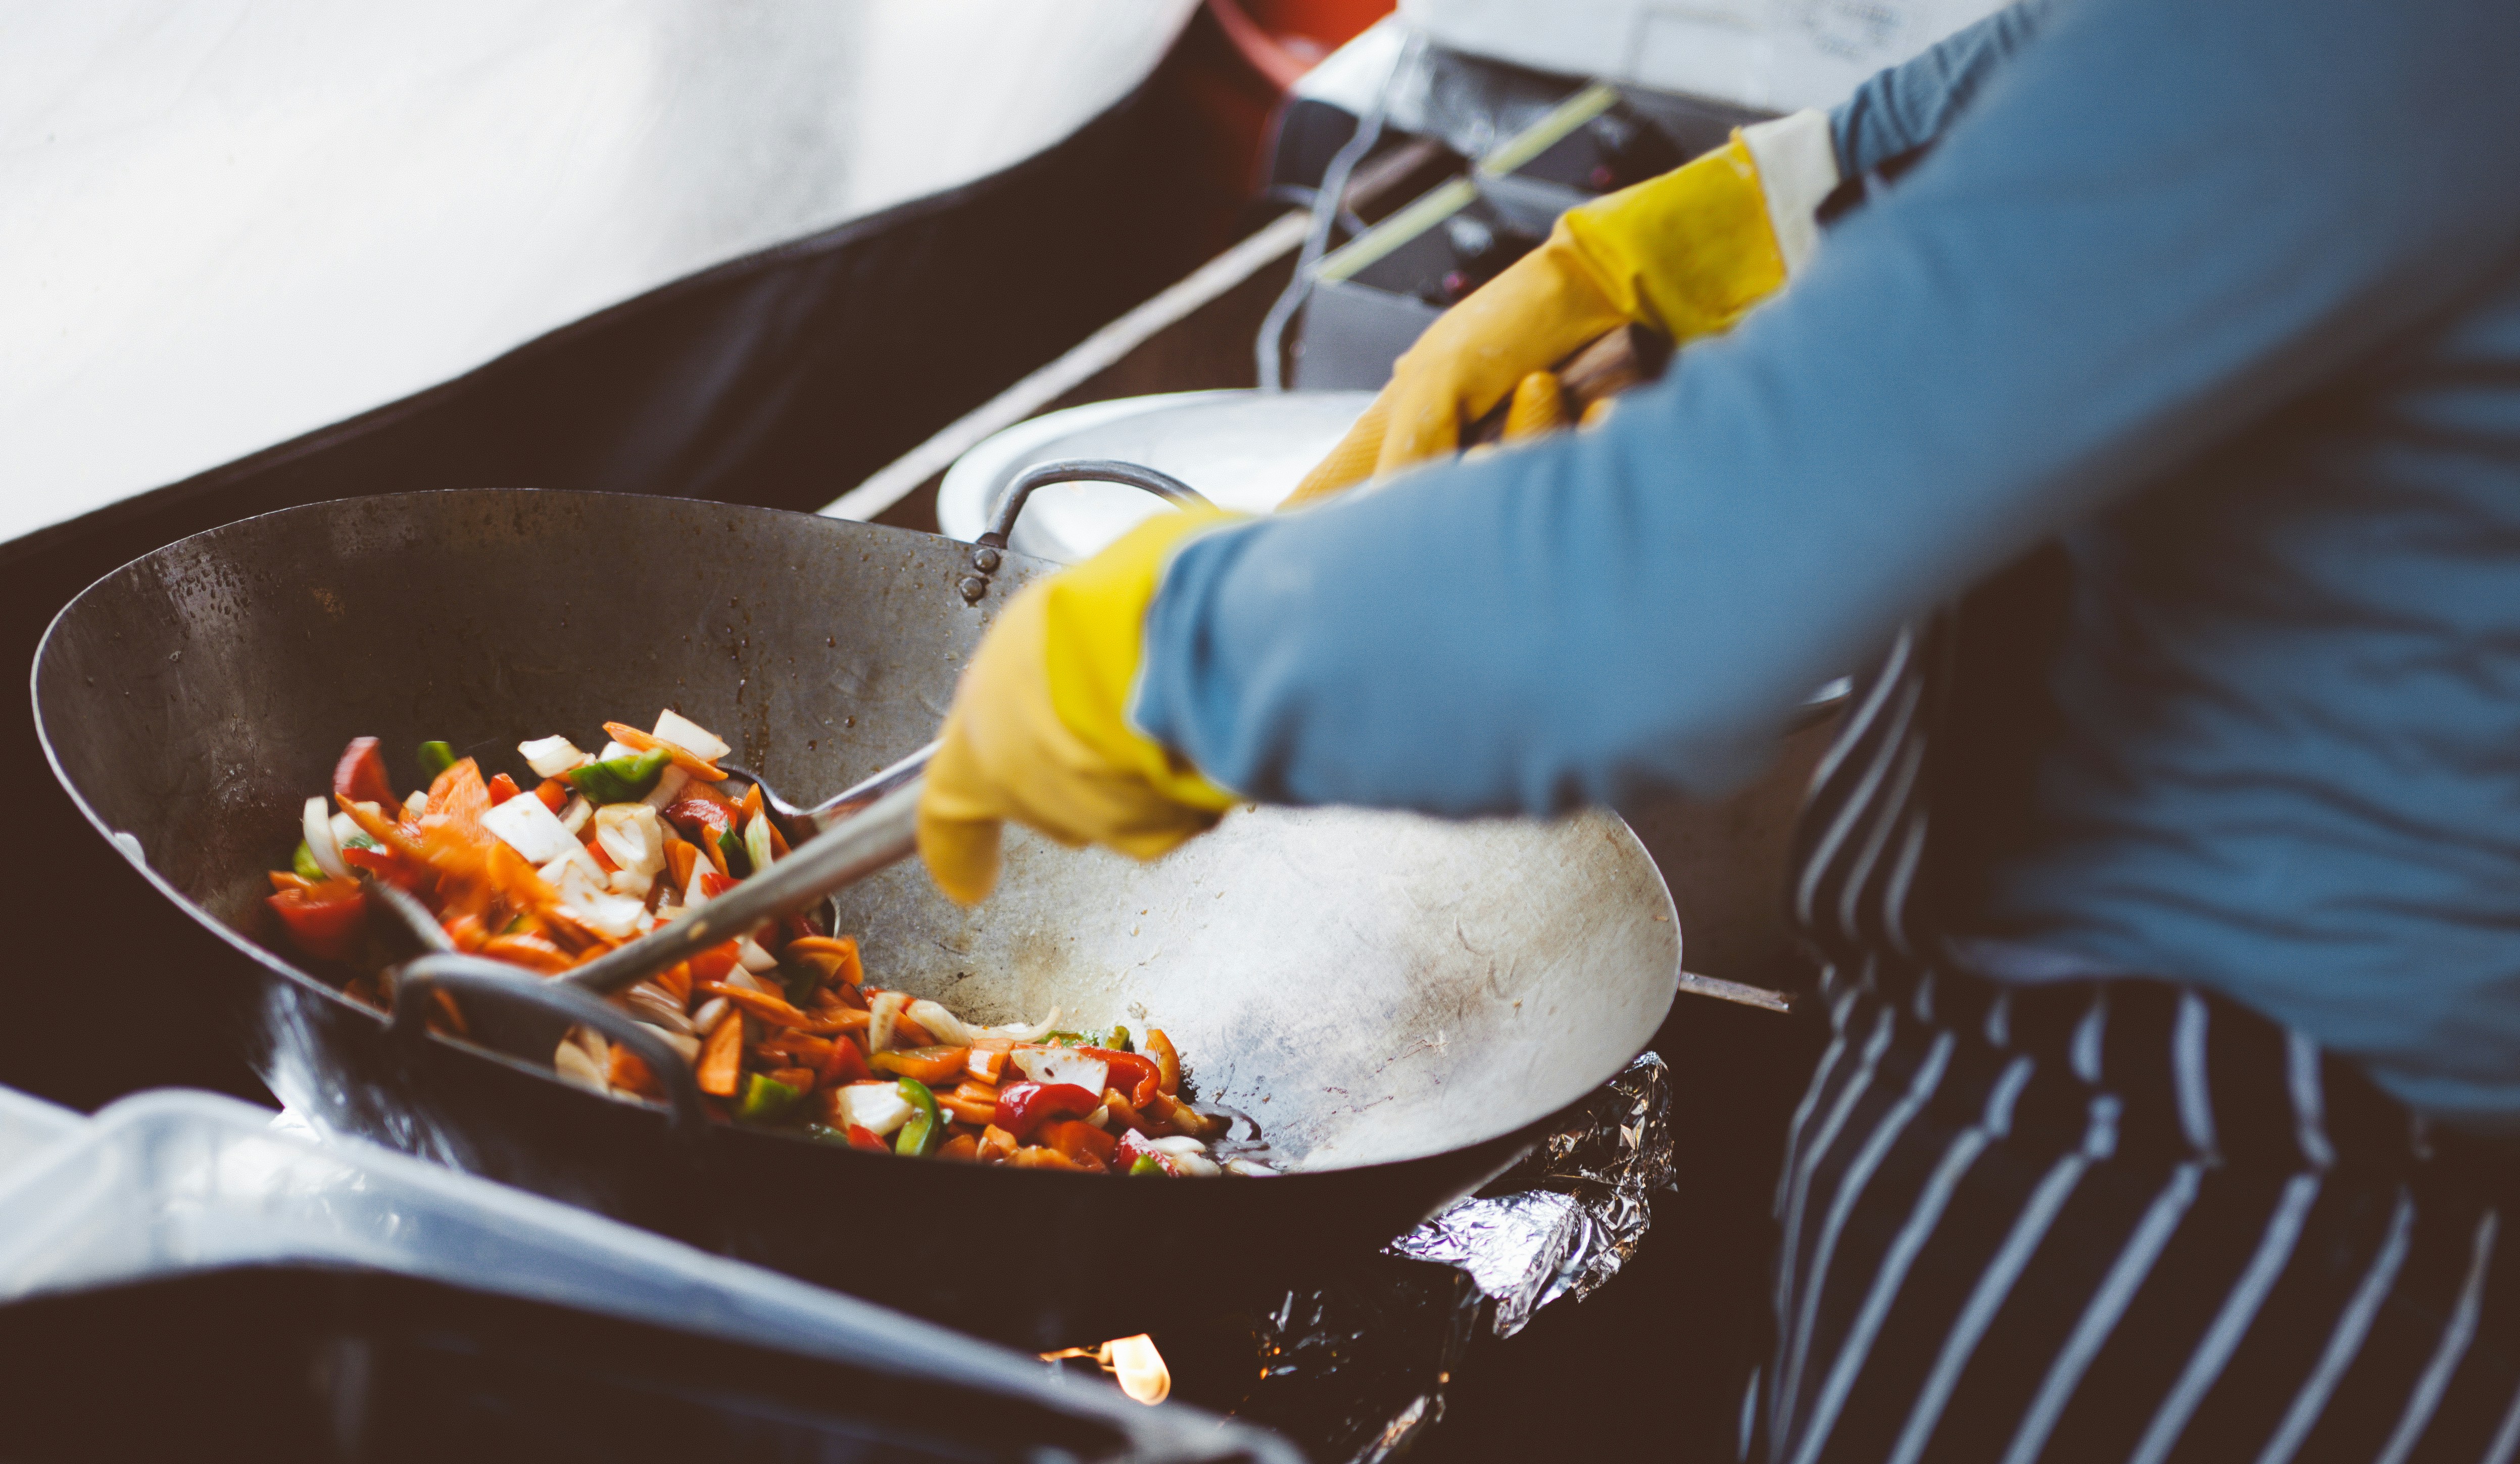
[
  {"x1": 1283, "y1": 110, "x2": 1837, "y2": 507},
  {"x1": 918, "y1": 510, "x2": 1245, "y2": 906}
]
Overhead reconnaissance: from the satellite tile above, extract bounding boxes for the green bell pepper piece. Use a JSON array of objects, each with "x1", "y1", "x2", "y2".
[
  {"x1": 1042, "y1": 1030, "x2": 1088, "y2": 1048},
  {"x1": 415, "y1": 740, "x2": 457, "y2": 783},
  {"x1": 1128, "y1": 1154, "x2": 1165, "y2": 1177},
  {"x1": 737, "y1": 1072, "x2": 802, "y2": 1123},
  {"x1": 717, "y1": 827, "x2": 751, "y2": 878},
  {"x1": 894, "y1": 1077, "x2": 942, "y2": 1157},
  {"x1": 565, "y1": 746, "x2": 671, "y2": 804},
  {"x1": 1107, "y1": 1024, "x2": 1134, "y2": 1053},
  {"x1": 290, "y1": 840, "x2": 327, "y2": 882}
]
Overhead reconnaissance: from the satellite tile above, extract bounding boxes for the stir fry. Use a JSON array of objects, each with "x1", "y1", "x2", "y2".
[{"x1": 266, "y1": 709, "x2": 1268, "y2": 1175}]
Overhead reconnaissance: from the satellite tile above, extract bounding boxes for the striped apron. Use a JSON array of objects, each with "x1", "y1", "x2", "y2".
[{"x1": 1752, "y1": 617, "x2": 2520, "y2": 1464}]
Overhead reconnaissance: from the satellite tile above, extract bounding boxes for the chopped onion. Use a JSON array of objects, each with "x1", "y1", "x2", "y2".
[
  {"x1": 867, "y1": 991, "x2": 907, "y2": 1052},
  {"x1": 599, "y1": 740, "x2": 639, "y2": 763},
  {"x1": 1224, "y1": 1159, "x2": 1280, "y2": 1177},
  {"x1": 1148, "y1": 1135, "x2": 1208, "y2": 1155},
  {"x1": 557, "y1": 795, "x2": 593, "y2": 835},
  {"x1": 639, "y1": 764, "x2": 692, "y2": 812},
  {"x1": 300, "y1": 796, "x2": 347, "y2": 878},
  {"x1": 538, "y1": 844, "x2": 607, "y2": 899},
  {"x1": 905, "y1": 999, "x2": 971, "y2": 1048},
  {"x1": 329, "y1": 812, "x2": 367, "y2": 851},
  {"x1": 1012, "y1": 1047, "x2": 1108, "y2": 1095},
  {"x1": 594, "y1": 803, "x2": 666, "y2": 877},
  {"x1": 734, "y1": 935, "x2": 779, "y2": 973},
  {"x1": 483, "y1": 794, "x2": 581, "y2": 865},
  {"x1": 724, "y1": 968, "x2": 771, "y2": 996},
  {"x1": 403, "y1": 789, "x2": 428, "y2": 817},
  {"x1": 517, "y1": 735, "x2": 592, "y2": 778},
  {"x1": 970, "y1": 1007, "x2": 1060, "y2": 1043},
  {"x1": 652, "y1": 709, "x2": 731, "y2": 762},
  {"x1": 693, "y1": 997, "x2": 731, "y2": 1034},
  {"x1": 624, "y1": 983, "x2": 693, "y2": 1034},
  {"x1": 566, "y1": 892, "x2": 646, "y2": 940},
  {"x1": 835, "y1": 1081, "x2": 911, "y2": 1136},
  {"x1": 637, "y1": 1023, "x2": 703, "y2": 1063},
  {"x1": 607, "y1": 868, "x2": 654, "y2": 899},
  {"x1": 743, "y1": 810, "x2": 776, "y2": 873},
  {"x1": 1086, "y1": 1104, "x2": 1111, "y2": 1130},
  {"x1": 552, "y1": 1034, "x2": 606, "y2": 1093}
]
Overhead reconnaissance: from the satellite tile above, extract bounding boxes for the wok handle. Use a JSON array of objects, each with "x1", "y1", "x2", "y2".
[
  {"x1": 558, "y1": 779, "x2": 923, "y2": 999},
  {"x1": 976, "y1": 458, "x2": 1213, "y2": 549},
  {"x1": 959, "y1": 459, "x2": 1213, "y2": 605},
  {"x1": 390, "y1": 953, "x2": 710, "y2": 1129}
]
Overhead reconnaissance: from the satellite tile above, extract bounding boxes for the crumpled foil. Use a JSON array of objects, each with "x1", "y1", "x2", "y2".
[
  {"x1": 1387, "y1": 1051, "x2": 1675, "y2": 1339},
  {"x1": 1215, "y1": 1053, "x2": 1678, "y2": 1461}
]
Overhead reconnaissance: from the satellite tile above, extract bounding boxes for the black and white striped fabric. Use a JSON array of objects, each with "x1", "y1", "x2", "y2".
[{"x1": 1752, "y1": 618, "x2": 2520, "y2": 1464}]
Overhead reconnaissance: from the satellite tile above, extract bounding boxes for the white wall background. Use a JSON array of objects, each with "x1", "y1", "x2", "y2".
[{"x1": 0, "y1": 1, "x2": 1195, "y2": 543}]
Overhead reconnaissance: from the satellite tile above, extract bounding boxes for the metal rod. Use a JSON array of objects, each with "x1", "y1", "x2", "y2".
[{"x1": 558, "y1": 778, "x2": 925, "y2": 998}]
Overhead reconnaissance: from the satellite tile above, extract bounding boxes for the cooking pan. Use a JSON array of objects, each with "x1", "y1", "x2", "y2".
[{"x1": 32, "y1": 489, "x2": 1679, "y2": 1345}]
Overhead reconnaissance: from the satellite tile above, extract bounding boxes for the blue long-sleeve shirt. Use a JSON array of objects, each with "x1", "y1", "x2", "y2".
[{"x1": 1135, "y1": 0, "x2": 2520, "y2": 1127}]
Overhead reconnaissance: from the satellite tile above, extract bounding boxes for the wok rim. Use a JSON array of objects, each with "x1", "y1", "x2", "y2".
[{"x1": 31, "y1": 488, "x2": 1682, "y2": 1192}]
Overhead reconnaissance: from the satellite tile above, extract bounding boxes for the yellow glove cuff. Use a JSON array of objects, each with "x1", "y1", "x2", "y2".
[
  {"x1": 1558, "y1": 132, "x2": 1787, "y2": 343},
  {"x1": 1043, "y1": 509, "x2": 1245, "y2": 815}
]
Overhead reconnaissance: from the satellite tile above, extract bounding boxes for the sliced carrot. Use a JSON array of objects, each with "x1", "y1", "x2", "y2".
[
  {"x1": 696, "y1": 1008, "x2": 743, "y2": 1098},
  {"x1": 655, "y1": 960, "x2": 693, "y2": 1005},
  {"x1": 440, "y1": 912, "x2": 487, "y2": 952},
  {"x1": 1100, "y1": 1088, "x2": 1152, "y2": 1136},
  {"x1": 868, "y1": 1045, "x2": 970, "y2": 1085},
  {"x1": 937, "y1": 1134, "x2": 981, "y2": 1162},
  {"x1": 697, "y1": 981, "x2": 819, "y2": 1029},
  {"x1": 892, "y1": 1014, "x2": 937, "y2": 1050},
  {"x1": 534, "y1": 778, "x2": 569, "y2": 813},
  {"x1": 663, "y1": 838, "x2": 699, "y2": 892},
  {"x1": 700, "y1": 832, "x2": 730, "y2": 877},
  {"x1": 739, "y1": 783, "x2": 765, "y2": 823},
  {"x1": 936, "y1": 1090, "x2": 999, "y2": 1125},
  {"x1": 602, "y1": 722, "x2": 726, "y2": 782},
  {"x1": 486, "y1": 773, "x2": 521, "y2": 806},
  {"x1": 269, "y1": 870, "x2": 318, "y2": 893},
  {"x1": 759, "y1": 1030, "x2": 834, "y2": 1067},
  {"x1": 1009, "y1": 1145, "x2": 1087, "y2": 1171},
  {"x1": 607, "y1": 1044, "x2": 663, "y2": 1100},
  {"x1": 978, "y1": 1124, "x2": 1021, "y2": 1163},
  {"x1": 766, "y1": 1064, "x2": 818, "y2": 1096}
]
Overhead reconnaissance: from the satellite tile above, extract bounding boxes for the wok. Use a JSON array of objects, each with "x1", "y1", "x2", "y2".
[{"x1": 32, "y1": 489, "x2": 1679, "y2": 1345}]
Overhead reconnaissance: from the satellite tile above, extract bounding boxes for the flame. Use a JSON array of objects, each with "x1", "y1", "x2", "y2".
[{"x1": 1039, "y1": 1334, "x2": 1172, "y2": 1405}]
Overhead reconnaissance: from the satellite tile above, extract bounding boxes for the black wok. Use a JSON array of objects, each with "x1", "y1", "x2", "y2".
[{"x1": 32, "y1": 489, "x2": 1679, "y2": 1345}]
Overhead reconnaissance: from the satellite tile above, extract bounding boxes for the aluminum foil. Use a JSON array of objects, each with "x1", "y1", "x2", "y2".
[
  {"x1": 1386, "y1": 1051, "x2": 1675, "y2": 1338},
  {"x1": 1219, "y1": 1053, "x2": 1677, "y2": 1460}
]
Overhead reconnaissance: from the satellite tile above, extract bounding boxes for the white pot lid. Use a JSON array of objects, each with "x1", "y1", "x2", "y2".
[{"x1": 937, "y1": 389, "x2": 1374, "y2": 564}]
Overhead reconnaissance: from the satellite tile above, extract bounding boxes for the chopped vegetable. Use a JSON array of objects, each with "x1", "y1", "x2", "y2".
[
  {"x1": 565, "y1": 746, "x2": 672, "y2": 804},
  {"x1": 696, "y1": 1009, "x2": 744, "y2": 1098},
  {"x1": 869, "y1": 1045, "x2": 971, "y2": 1085},
  {"x1": 332, "y1": 737, "x2": 397, "y2": 809},
  {"x1": 272, "y1": 716, "x2": 1259, "y2": 1175},
  {"x1": 894, "y1": 1077, "x2": 943, "y2": 1157},
  {"x1": 738, "y1": 1072, "x2": 803, "y2": 1123},
  {"x1": 518, "y1": 735, "x2": 593, "y2": 778},
  {"x1": 266, "y1": 879, "x2": 368, "y2": 962},
  {"x1": 651, "y1": 708, "x2": 732, "y2": 762},
  {"x1": 480, "y1": 790, "x2": 582, "y2": 865},
  {"x1": 992, "y1": 1081, "x2": 1100, "y2": 1142}
]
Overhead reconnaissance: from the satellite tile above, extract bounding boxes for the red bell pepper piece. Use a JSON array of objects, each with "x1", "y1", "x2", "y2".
[
  {"x1": 1077, "y1": 1047, "x2": 1161, "y2": 1109},
  {"x1": 1117, "y1": 1128, "x2": 1177, "y2": 1176},
  {"x1": 1039, "y1": 1118, "x2": 1119, "y2": 1168},
  {"x1": 266, "y1": 880, "x2": 369, "y2": 962},
  {"x1": 821, "y1": 1035, "x2": 871, "y2": 1087},
  {"x1": 846, "y1": 1124, "x2": 889, "y2": 1153},
  {"x1": 992, "y1": 1081, "x2": 1100, "y2": 1142},
  {"x1": 664, "y1": 796, "x2": 736, "y2": 842},
  {"x1": 686, "y1": 939, "x2": 743, "y2": 986},
  {"x1": 698, "y1": 871, "x2": 739, "y2": 900},
  {"x1": 486, "y1": 773, "x2": 521, "y2": 806},
  {"x1": 332, "y1": 736, "x2": 397, "y2": 809}
]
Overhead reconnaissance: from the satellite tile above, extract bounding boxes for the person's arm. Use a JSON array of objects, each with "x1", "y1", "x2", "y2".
[
  {"x1": 1134, "y1": 0, "x2": 2520, "y2": 817},
  {"x1": 1830, "y1": 0, "x2": 2062, "y2": 180}
]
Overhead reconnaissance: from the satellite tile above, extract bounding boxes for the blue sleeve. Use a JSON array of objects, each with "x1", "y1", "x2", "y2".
[
  {"x1": 1134, "y1": 0, "x2": 2520, "y2": 817},
  {"x1": 1829, "y1": 0, "x2": 2063, "y2": 179}
]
